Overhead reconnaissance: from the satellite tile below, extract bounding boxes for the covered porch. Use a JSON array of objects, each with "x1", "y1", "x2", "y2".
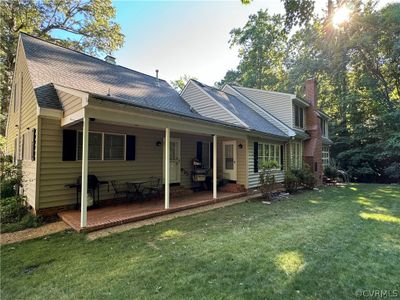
[
  {"x1": 51, "y1": 87, "x2": 249, "y2": 231},
  {"x1": 59, "y1": 191, "x2": 247, "y2": 232}
]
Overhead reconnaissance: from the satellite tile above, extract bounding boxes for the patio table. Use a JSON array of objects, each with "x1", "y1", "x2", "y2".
[
  {"x1": 65, "y1": 180, "x2": 108, "y2": 208},
  {"x1": 126, "y1": 180, "x2": 149, "y2": 200}
]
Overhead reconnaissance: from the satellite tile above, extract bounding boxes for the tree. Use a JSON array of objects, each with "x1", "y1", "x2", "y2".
[
  {"x1": 241, "y1": 0, "x2": 315, "y2": 30},
  {"x1": 0, "y1": 0, "x2": 124, "y2": 133},
  {"x1": 226, "y1": 2, "x2": 400, "y2": 183},
  {"x1": 170, "y1": 74, "x2": 197, "y2": 93},
  {"x1": 227, "y1": 10, "x2": 288, "y2": 91}
]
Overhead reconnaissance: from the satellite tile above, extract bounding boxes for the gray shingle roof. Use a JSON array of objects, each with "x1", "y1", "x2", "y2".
[
  {"x1": 20, "y1": 34, "x2": 219, "y2": 122},
  {"x1": 193, "y1": 81, "x2": 288, "y2": 138},
  {"x1": 34, "y1": 83, "x2": 62, "y2": 109}
]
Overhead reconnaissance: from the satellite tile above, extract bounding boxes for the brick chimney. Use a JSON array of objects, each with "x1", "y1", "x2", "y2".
[{"x1": 303, "y1": 78, "x2": 323, "y2": 186}]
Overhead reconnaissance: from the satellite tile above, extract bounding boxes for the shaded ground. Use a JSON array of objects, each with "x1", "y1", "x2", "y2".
[{"x1": 1, "y1": 184, "x2": 399, "y2": 299}]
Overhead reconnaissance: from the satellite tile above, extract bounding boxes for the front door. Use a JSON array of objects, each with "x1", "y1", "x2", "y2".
[
  {"x1": 222, "y1": 140, "x2": 237, "y2": 181},
  {"x1": 163, "y1": 138, "x2": 181, "y2": 184}
]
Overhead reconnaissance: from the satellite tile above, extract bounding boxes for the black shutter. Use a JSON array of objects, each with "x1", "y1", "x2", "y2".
[
  {"x1": 253, "y1": 142, "x2": 259, "y2": 173},
  {"x1": 31, "y1": 129, "x2": 36, "y2": 161},
  {"x1": 62, "y1": 130, "x2": 77, "y2": 161},
  {"x1": 126, "y1": 135, "x2": 136, "y2": 160},
  {"x1": 196, "y1": 141, "x2": 202, "y2": 162},
  {"x1": 210, "y1": 142, "x2": 213, "y2": 167},
  {"x1": 280, "y1": 145, "x2": 284, "y2": 170}
]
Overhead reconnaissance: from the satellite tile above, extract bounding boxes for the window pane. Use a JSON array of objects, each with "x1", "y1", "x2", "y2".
[
  {"x1": 225, "y1": 144, "x2": 234, "y2": 170},
  {"x1": 78, "y1": 132, "x2": 102, "y2": 160},
  {"x1": 264, "y1": 144, "x2": 269, "y2": 158},
  {"x1": 104, "y1": 134, "x2": 124, "y2": 160},
  {"x1": 294, "y1": 105, "x2": 299, "y2": 126}
]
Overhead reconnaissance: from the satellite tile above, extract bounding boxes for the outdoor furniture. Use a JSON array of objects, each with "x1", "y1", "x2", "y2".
[
  {"x1": 110, "y1": 180, "x2": 132, "y2": 200},
  {"x1": 65, "y1": 175, "x2": 108, "y2": 209},
  {"x1": 143, "y1": 177, "x2": 162, "y2": 199},
  {"x1": 126, "y1": 180, "x2": 148, "y2": 201}
]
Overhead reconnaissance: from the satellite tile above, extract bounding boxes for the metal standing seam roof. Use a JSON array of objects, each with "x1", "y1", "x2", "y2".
[
  {"x1": 192, "y1": 80, "x2": 288, "y2": 138},
  {"x1": 20, "y1": 33, "x2": 246, "y2": 127}
]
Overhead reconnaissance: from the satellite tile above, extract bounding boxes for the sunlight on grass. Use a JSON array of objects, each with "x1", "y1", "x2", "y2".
[
  {"x1": 360, "y1": 212, "x2": 400, "y2": 224},
  {"x1": 349, "y1": 187, "x2": 358, "y2": 191},
  {"x1": 357, "y1": 197, "x2": 388, "y2": 212},
  {"x1": 275, "y1": 251, "x2": 305, "y2": 275},
  {"x1": 160, "y1": 229, "x2": 184, "y2": 239},
  {"x1": 309, "y1": 200, "x2": 321, "y2": 204}
]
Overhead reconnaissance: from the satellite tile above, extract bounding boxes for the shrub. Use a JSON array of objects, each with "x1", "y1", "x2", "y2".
[
  {"x1": 259, "y1": 160, "x2": 279, "y2": 200},
  {"x1": 284, "y1": 170, "x2": 299, "y2": 193},
  {"x1": 324, "y1": 165, "x2": 338, "y2": 179},
  {"x1": 1, "y1": 155, "x2": 22, "y2": 198},
  {"x1": 0, "y1": 196, "x2": 29, "y2": 224},
  {"x1": 293, "y1": 165, "x2": 316, "y2": 190}
]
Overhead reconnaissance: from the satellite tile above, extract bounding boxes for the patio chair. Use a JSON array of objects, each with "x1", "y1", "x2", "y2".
[
  {"x1": 143, "y1": 177, "x2": 162, "y2": 199},
  {"x1": 111, "y1": 180, "x2": 131, "y2": 200}
]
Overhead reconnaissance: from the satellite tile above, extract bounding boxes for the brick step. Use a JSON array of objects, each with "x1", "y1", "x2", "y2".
[{"x1": 219, "y1": 183, "x2": 247, "y2": 193}]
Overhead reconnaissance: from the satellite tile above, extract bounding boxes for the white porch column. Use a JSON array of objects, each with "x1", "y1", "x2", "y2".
[
  {"x1": 213, "y1": 135, "x2": 217, "y2": 199},
  {"x1": 80, "y1": 115, "x2": 89, "y2": 228},
  {"x1": 164, "y1": 128, "x2": 170, "y2": 209}
]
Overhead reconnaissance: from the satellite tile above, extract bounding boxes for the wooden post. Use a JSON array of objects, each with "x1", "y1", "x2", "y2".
[
  {"x1": 80, "y1": 115, "x2": 89, "y2": 228},
  {"x1": 165, "y1": 128, "x2": 170, "y2": 209},
  {"x1": 213, "y1": 135, "x2": 217, "y2": 199}
]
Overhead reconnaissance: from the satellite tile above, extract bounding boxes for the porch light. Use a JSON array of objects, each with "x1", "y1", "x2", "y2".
[{"x1": 156, "y1": 141, "x2": 162, "y2": 147}]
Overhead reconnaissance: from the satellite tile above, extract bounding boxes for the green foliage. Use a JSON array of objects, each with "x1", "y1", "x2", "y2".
[
  {"x1": 292, "y1": 165, "x2": 316, "y2": 190},
  {"x1": 284, "y1": 170, "x2": 299, "y2": 193},
  {"x1": 324, "y1": 165, "x2": 338, "y2": 179},
  {"x1": 0, "y1": 196, "x2": 28, "y2": 224},
  {"x1": 0, "y1": 0, "x2": 125, "y2": 133},
  {"x1": 259, "y1": 160, "x2": 279, "y2": 200},
  {"x1": 225, "y1": 3, "x2": 400, "y2": 183},
  {"x1": 1, "y1": 155, "x2": 22, "y2": 198},
  {"x1": 221, "y1": 10, "x2": 287, "y2": 91},
  {"x1": 170, "y1": 75, "x2": 197, "y2": 93}
]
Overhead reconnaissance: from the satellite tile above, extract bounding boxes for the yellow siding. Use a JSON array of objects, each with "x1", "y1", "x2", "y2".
[
  {"x1": 5, "y1": 42, "x2": 38, "y2": 208},
  {"x1": 38, "y1": 119, "x2": 219, "y2": 209},
  {"x1": 57, "y1": 90, "x2": 82, "y2": 116}
]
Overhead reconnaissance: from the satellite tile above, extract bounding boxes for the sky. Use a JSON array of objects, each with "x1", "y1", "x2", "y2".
[{"x1": 112, "y1": 0, "x2": 393, "y2": 86}]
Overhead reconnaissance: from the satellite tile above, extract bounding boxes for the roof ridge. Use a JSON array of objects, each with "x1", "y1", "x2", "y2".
[
  {"x1": 233, "y1": 85, "x2": 296, "y2": 98},
  {"x1": 19, "y1": 32, "x2": 167, "y2": 84}
]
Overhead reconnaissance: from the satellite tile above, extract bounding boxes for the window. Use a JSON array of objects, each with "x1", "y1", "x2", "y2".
[
  {"x1": 77, "y1": 132, "x2": 102, "y2": 160},
  {"x1": 13, "y1": 138, "x2": 18, "y2": 163},
  {"x1": 104, "y1": 134, "x2": 125, "y2": 160},
  {"x1": 320, "y1": 118, "x2": 327, "y2": 137},
  {"x1": 291, "y1": 142, "x2": 303, "y2": 169},
  {"x1": 322, "y1": 146, "x2": 330, "y2": 167},
  {"x1": 12, "y1": 82, "x2": 17, "y2": 112},
  {"x1": 258, "y1": 143, "x2": 281, "y2": 168},
  {"x1": 294, "y1": 105, "x2": 304, "y2": 128}
]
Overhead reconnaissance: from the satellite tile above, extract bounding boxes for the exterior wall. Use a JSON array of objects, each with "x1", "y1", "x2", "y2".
[
  {"x1": 216, "y1": 137, "x2": 247, "y2": 188},
  {"x1": 5, "y1": 42, "x2": 38, "y2": 209},
  {"x1": 303, "y1": 79, "x2": 323, "y2": 185},
  {"x1": 38, "y1": 119, "x2": 236, "y2": 209},
  {"x1": 181, "y1": 81, "x2": 242, "y2": 126},
  {"x1": 233, "y1": 87, "x2": 293, "y2": 127},
  {"x1": 222, "y1": 85, "x2": 293, "y2": 136},
  {"x1": 247, "y1": 137, "x2": 286, "y2": 188},
  {"x1": 56, "y1": 90, "x2": 82, "y2": 117}
]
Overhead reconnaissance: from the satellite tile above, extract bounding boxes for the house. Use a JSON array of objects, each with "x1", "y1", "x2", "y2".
[{"x1": 5, "y1": 33, "x2": 331, "y2": 231}]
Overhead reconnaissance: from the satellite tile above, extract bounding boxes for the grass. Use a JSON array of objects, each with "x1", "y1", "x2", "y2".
[
  {"x1": 1, "y1": 183, "x2": 399, "y2": 299},
  {"x1": 1, "y1": 213, "x2": 43, "y2": 233}
]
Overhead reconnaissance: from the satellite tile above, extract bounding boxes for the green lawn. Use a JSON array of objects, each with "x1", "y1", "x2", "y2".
[{"x1": 1, "y1": 184, "x2": 399, "y2": 299}]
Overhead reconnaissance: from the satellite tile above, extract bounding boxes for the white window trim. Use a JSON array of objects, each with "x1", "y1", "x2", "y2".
[
  {"x1": 104, "y1": 132, "x2": 126, "y2": 161},
  {"x1": 76, "y1": 131, "x2": 126, "y2": 161},
  {"x1": 258, "y1": 142, "x2": 282, "y2": 170}
]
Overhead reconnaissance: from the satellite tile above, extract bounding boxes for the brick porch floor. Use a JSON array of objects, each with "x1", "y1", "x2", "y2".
[{"x1": 58, "y1": 191, "x2": 247, "y2": 232}]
